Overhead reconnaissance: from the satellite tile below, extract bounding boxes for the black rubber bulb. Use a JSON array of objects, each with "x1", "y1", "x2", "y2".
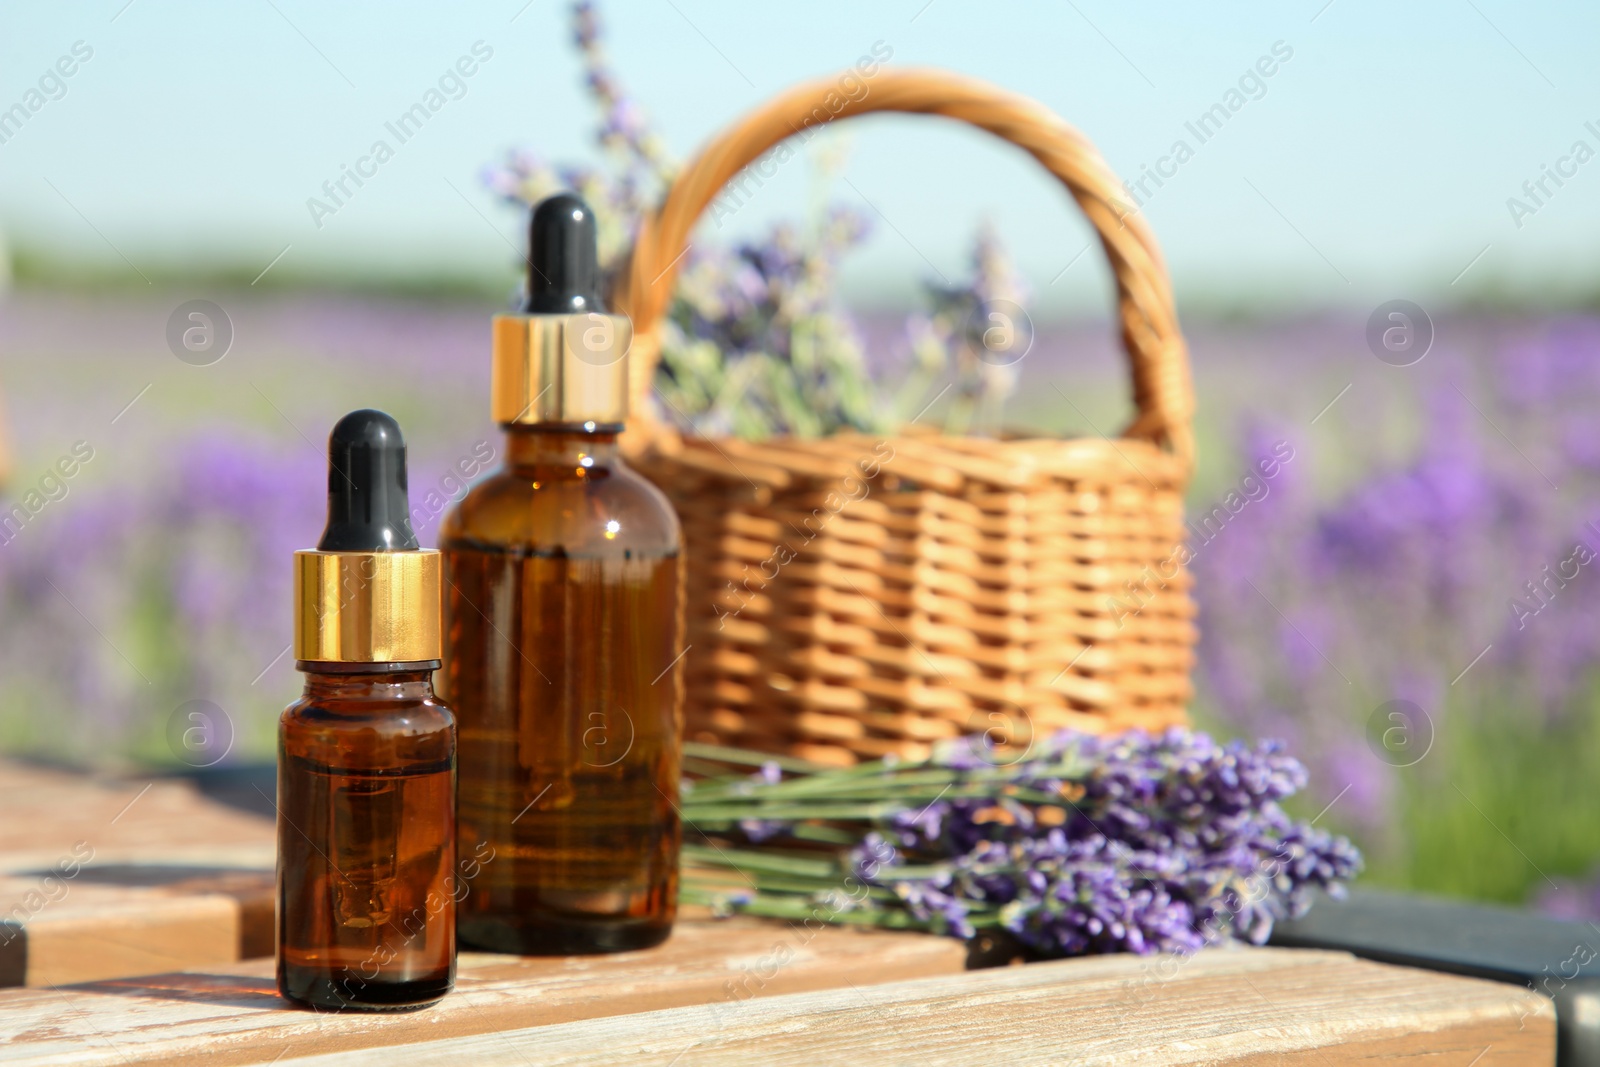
[
  {"x1": 317, "y1": 409, "x2": 419, "y2": 552},
  {"x1": 522, "y1": 192, "x2": 606, "y2": 314}
]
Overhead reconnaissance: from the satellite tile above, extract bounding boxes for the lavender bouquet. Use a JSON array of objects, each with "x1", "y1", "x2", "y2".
[
  {"x1": 680, "y1": 728, "x2": 1361, "y2": 956},
  {"x1": 484, "y1": 0, "x2": 1024, "y2": 439}
]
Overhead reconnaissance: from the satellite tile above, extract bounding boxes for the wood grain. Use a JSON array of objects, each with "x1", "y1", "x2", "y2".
[
  {"x1": 249, "y1": 946, "x2": 1555, "y2": 1067},
  {"x1": 0, "y1": 762, "x2": 275, "y2": 870},
  {"x1": 0, "y1": 918, "x2": 967, "y2": 1066},
  {"x1": 0, "y1": 760, "x2": 275, "y2": 986}
]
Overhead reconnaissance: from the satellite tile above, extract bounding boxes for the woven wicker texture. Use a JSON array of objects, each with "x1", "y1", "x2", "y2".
[{"x1": 615, "y1": 68, "x2": 1196, "y2": 765}]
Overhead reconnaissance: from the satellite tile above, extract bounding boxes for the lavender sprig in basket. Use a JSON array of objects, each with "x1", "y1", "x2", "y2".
[{"x1": 680, "y1": 728, "x2": 1362, "y2": 957}]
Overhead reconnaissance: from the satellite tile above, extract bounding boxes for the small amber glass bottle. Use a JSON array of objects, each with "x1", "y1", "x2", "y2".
[
  {"x1": 278, "y1": 410, "x2": 457, "y2": 1011},
  {"x1": 440, "y1": 194, "x2": 685, "y2": 954}
]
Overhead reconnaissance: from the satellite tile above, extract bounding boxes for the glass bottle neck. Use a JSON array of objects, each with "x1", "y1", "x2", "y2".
[
  {"x1": 504, "y1": 426, "x2": 622, "y2": 474},
  {"x1": 299, "y1": 669, "x2": 437, "y2": 701}
]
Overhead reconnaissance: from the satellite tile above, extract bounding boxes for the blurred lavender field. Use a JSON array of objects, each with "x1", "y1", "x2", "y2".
[
  {"x1": 2, "y1": 287, "x2": 1598, "y2": 913},
  {"x1": 0, "y1": 290, "x2": 495, "y2": 766}
]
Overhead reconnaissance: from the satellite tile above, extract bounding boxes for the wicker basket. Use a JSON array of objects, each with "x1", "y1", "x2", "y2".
[{"x1": 614, "y1": 68, "x2": 1196, "y2": 766}]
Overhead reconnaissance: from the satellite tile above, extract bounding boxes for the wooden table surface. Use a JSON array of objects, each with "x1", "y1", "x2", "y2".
[
  {"x1": 0, "y1": 941, "x2": 1553, "y2": 1065},
  {"x1": 0, "y1": 761, "x2": 276, "y2": 987},
  {"x1": 0, "y1": 918, "x2": 970, "y2": 1066},
  {"x1": 0, "y1": 759, "x2": 1559, "y2": 1065}
]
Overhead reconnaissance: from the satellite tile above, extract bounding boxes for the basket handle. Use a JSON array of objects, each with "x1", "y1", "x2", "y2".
[{"x1": 615, "y1": 66, "x2": 1194, "y2": 468}]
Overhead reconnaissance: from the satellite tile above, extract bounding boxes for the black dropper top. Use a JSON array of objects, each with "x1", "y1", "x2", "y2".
[
  {"x1": 317, "y1": 409, "x2": 419, "y2": 552},
  {"x1": 522, "y1": 192, "x2": 605, "y2": 314}
]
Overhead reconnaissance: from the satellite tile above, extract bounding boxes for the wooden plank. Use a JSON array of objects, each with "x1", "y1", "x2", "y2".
[
  {"x1": 0, "y1": 761, "x2": 276, "y2": 986},
  {"x1": 241, "y1": 947, "x2": 1554, "y2": 1067},
  {"x1": 0, "y1": 919, "x2": 968, "y2": 1066},
  {"x1": 8, "y1": 887, "x2": 241, "y2": 989},
  {"x1": 0, "y1": 764, "x2": 1554, "y2": 1064},
  {"x1": 0, "y1": 763, "x2": 274, "y2": 870}
]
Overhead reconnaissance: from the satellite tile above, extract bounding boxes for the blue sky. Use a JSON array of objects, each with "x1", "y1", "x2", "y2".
[{"x1": 1, "y1": 0, "x2": 1597, "y2": 312}]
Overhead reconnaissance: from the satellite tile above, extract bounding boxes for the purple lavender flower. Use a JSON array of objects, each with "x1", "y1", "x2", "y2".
[{"x1": 694, "y1": 728, "x2": 1361, "y2": 957}]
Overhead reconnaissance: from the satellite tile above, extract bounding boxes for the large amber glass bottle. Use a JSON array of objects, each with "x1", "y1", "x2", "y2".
[{"x1": 440, "y1": 194, "x2": 684, "y2": 954}]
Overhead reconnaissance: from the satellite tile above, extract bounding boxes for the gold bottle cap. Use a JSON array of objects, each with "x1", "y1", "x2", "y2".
[
  {"x1": 294, "y1": 549, "x2": 441, "y2": 663},
  {"x1": 491, "y1": 312, "x2": 632, "y2": 425}
]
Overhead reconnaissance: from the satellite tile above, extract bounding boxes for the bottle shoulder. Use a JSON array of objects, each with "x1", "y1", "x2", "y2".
[
  {"x1": 440, "y1": 459, "x2": 681, "y2": 556},
  {"x1": 280, "y1": 693, "x2": 455, "y2": 770},
  {"x1": 280, "y1": 695, "x2": 456, "y2": 736}
]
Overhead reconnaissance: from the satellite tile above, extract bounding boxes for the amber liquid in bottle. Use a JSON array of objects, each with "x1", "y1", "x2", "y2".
[
  {"x1": 277, "y1": 664, "x2": 457, "y2": 1010},
  {"x1": 441, "y1": 427, "x2": 684, "y2": 954}
]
